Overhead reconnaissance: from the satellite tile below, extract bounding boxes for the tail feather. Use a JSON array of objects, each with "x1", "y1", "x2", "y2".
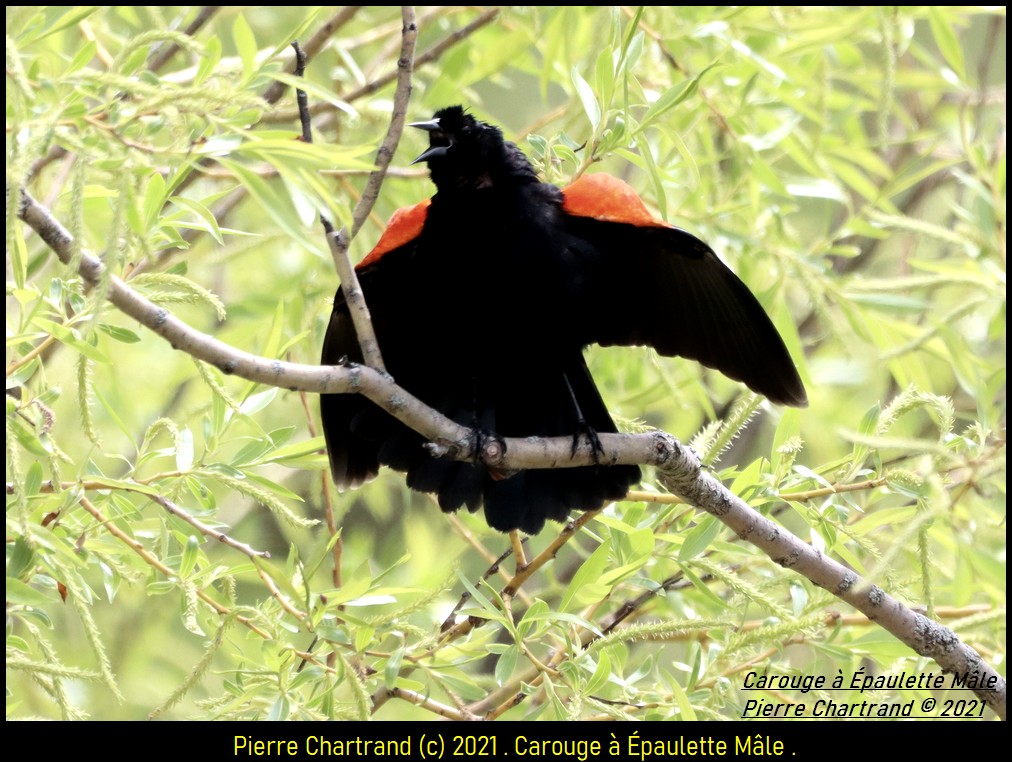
[
  {"x1": 322, "y1": 345, "x2": 639, "y2": 532},
  {"x1": 438, "y1": 461, "x2": 484, "y2": 513},
  {"x1": 321, "y1": 393, "x2": 379, "y2": 489},
  {"x1": 484, "y1": 464, "x2": 637, "y2": 534}
]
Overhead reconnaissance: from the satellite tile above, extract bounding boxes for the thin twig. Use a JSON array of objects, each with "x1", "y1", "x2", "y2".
[
  {"x1": 509, "y1": 530, "x2": 528, "y2": 571},
  {"x1": 377, "y1": 686, "x2": 480, "y2": 721},
  {"x1": 27, "y1": 7, "x2": 219, "y2": 183},
  {"x1": 169, "y1": 165, "x2": 426, "y2": 181},
  {"x1": 6, "y1": 335, "x2": 57, "y2": 377},
  {"x1": 296, "y1": 385, "x2": 342, "y2": 589},
  {"x1": 146, "y1": 6, "x2": 221, "y2": 72},
  {"x1": 264, "y1": 8, "x2": 501, "y2": 124},
  {"x1": 292, "y1": 10, "x2": 417, "y2": 661},
  {"x1": 150, "y1": 494, "x2": 270, "y2": 559},
  {"x1": 262, "y1": 7, "x2": 362, "y2": 105},
  {"x1": 296, "y1": 7, "x2": 418, "y2": 371},
  {"x1": 77, "y1": 496, "x2": 270, "y2": 638},
  {"x1": 5, "y1": 479, "x2": 270, "y2": 559},
  {"x1": 253, "y1": 558, "x2": 308, "y2": 621},
  {"x1": 440, "y1": 543, "x2": 513, "y2": 632},
  {"x1": 503, "y1": 510, "x2": 601, "y2": 597}
]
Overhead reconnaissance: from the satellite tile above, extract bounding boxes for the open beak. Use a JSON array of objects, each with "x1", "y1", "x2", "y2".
[
  {"x1": 409, "y1": 117, "x2": 450, "y2": 164},
  {"x1": 411, "y1": 145, "x2": 450, "y2": 164}
]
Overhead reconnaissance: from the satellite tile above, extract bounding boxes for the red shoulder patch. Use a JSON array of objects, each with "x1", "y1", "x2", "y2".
[
  {"x1": 561, "y1": 174, "x2": 669, "y2": 229},
  {"x1": 357, "y1": 198, "x2": 431, "y2": 269}
]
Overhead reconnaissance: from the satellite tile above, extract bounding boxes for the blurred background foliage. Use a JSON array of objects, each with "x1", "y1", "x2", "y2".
[{"x1": 6, "y1": 6, "x2": 1005, "y2": 720}]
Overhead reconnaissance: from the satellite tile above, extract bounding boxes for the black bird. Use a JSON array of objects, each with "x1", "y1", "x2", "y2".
[{"x1": 321, "y1": 106, "x2": 806, "y2": 534}]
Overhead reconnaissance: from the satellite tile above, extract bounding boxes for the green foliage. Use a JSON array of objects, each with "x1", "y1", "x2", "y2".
[{"x1": 6, "y1": 6, "x2": 1005, "y2": 720}]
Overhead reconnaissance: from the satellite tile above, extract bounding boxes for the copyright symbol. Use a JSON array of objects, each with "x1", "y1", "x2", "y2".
[{"x1": 922, "y1": 698, "x2": 936, "y2": 712}]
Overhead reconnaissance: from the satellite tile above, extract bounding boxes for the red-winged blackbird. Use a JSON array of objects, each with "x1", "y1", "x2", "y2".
[{"x1": 322, "y1": 106, "x2": 806, "y2": 534}]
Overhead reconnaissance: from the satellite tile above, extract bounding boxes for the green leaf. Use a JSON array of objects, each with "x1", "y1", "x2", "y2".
[
  {"x1": 243, "y1": 472, "x2": 304, "y2": 502},
  {"x1": 927, "y1": 7, "x2": 966, "y2": 81},
  {"x1": 179, "y1": 535, "x2": 200, "y2": 577},
  {"x1": 8, "y1": 415, "x2": 53, "y2": 457},
  {"x1": 19, "y1": 6, "x2": 98, "y2": 45},
  {"x1": 516, "y1": 607, "x2": 603, "y2": 638},
  {"x1": 6, "y1": 357, "x2": 41, "y2": 388},
  {"x1": 679, "y1": 515, "x2": 721, "y2": 561},
  {"x1": 572, "y1": 67, "x2": 601, "y2": 129},
  {"x1": 266, "y1": 696, "x2": 289, "y2": 721},
  {"x1": 594, "y1": 46, "x2": 615, "y2": 109},
  {"x1": 195, "y1": 34, "x2": 222, "y2": 87},
  {"x1": 268, "y1": 73, "x2": 356, "y2": 118},
  {"x1": 494, "y1": 645, "x2": 519, "y2": 687},
  {"x1": 6, "y1": 578, "x2": 55, "y2": 606},
  {"x1": 585, "y1": 650, "x2": 611, "y2": 694},
  {"x1": 384, "y1": 647, "x2": 404, "y2": 689},
  {"x1": 263, "y1": 436, "x2": 326, "y2": 463},
  {"x1": 66, "y1": 39, "x2": 97, "y2": 75},
  {"x1": 239, "y1": 387, "x2": 278, "y2": 416},
  {"x1": 8, "y1": 537, "x2": 36, "y2": 579},
  {"x1": 24, "y1": 461, "x2": 44, "y2": 496},
  {"x1": 670, "y1": 674, "x2": 698, "y2": 720},
  {"x1": 98, "y1": 324, "x2": 141, "y2": 344},
  {"x1": 232, "y1": 13, "x2": 258, "y2": 82},
  {"x1": 218, "y1": 159, "x2": 319, "y2": 253},
  {"x1": 516, "y1": 599, "x2": 549, "y2": 640},
  {"x1": 636, "y1": 61, "x2": 718, "y2": 135},
  {"x1": 170, "y1": 196, "x2": 224, "y2": 245},
  {"x1": 32, "y1": 318, "x2": 109, "y2": 363},
  {"x1": 455, "y1": 570, "x2": 509, "y2": 626},
  {"x1": 561, "y1": 539, "x2": 612, "y2": 611}
]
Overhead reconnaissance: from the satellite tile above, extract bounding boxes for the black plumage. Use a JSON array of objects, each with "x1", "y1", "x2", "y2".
[{"x1": 321, "y1": 106, "x2": 806, "y2": 533}]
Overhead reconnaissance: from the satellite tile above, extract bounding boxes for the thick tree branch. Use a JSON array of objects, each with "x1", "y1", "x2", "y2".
[
  {"x1": 656, "y1": 451, "x2": 1005, "y2": 720},
  {"x1": 12, "y1": 185, "x2": 1005, "y2": 719}
]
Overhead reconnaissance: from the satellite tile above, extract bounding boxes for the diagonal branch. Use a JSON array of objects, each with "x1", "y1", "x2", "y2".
[
  {"x1": 299, "y1": 7, "x2": 418, "y2": 371},
  {"x1": 263, "y1": 8, "x2": 501, "y2": 124},
  {"x1": 146, "y1": 6, "x2": 222, "y2": 72},
  {"x1": 261, "y1": 7, "x2": 362, "y2": 105},
  {"x1": 76, "y1": 496, "x2": 270, "y2": 639},
  {"x1": 12, "y1": 185, "x2": 1006, "y2": 719}
]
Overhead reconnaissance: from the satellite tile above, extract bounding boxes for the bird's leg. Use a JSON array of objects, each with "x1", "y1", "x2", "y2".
[
  {"x1": 469, "y1": 376, "x2": 508, "y2": 471},
  {"x1": 472, "y1": 427, "x2": 508, "y2": 468},
  {"x1": 562, "y1": 372, "x2": 605, "y2": 464}
]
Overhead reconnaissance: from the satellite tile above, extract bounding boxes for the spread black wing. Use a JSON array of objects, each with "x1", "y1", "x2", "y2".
[{"x1": 565, "y1": 215, "x2": 807, "y2": 407}]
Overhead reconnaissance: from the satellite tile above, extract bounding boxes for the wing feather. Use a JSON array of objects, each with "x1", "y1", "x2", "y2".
[{"x1": 562, "y1": 179, "x2": 807, "y2": 407}]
